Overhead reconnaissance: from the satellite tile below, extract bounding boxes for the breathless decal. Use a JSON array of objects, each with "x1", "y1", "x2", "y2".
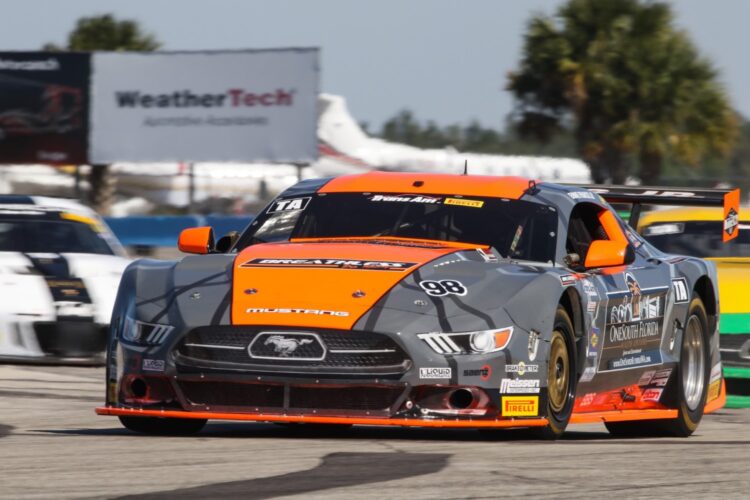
[{"x1": 240, "y1": 258, "x2": 417, "y2": 271}]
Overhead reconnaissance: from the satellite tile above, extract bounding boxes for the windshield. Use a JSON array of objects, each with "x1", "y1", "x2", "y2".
[
  {"x1": 239, "y1": 192, "x2": 558, "y2": 263},
  {"x1": 641, "y1": 221, "x2": 750, "y2": 258},
  {"x1": 0, "y1": 217, "x2": 115, "y2": 255}
]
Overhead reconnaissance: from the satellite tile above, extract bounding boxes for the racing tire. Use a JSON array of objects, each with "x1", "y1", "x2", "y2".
[
  {"x1": 118, "y1": 416, "x2": 207, "y2": 435},
  {"x1": 605, "y1": 295, "x2": 710, "y2": 438},
  {"x1": 533, "y1": 306, "x2": 577, "y2": 440}
]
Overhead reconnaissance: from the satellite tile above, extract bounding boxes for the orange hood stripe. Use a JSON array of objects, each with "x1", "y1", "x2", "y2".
[{"x1": 231, "y1": 241, "x2": 464, "y2": 329}]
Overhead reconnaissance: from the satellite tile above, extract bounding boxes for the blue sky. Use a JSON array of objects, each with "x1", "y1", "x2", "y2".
[{"x1": 2, "y1": 0, "x2": 748, "y2": 130}]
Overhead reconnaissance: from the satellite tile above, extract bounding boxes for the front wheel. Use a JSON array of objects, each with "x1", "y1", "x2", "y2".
[
  {"x1": 119, "y1": 416, "x2": 207, "y2": 435},
  {"x1": 606, "y1": 295, "x2": 709, "y2": 437},
  {"x1": 533, "y1": 306, "x2": 577, "y2": 440}
]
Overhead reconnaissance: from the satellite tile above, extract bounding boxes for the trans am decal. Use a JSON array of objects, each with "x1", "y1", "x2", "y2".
[
  {"x1": 240, "y1": 258, "x2": 417, "y2": 271},
  {"x1": 267, "y1": 197, "x2": 311, "y2": 213},
  {"x1": 599, "y1": 273, "x2": 668, "y2": 372}
]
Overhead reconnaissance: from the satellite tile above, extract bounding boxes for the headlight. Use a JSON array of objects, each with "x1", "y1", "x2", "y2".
[
  {"x1": 121, "y1": 317, "x2": 174, "y2": 346},
  {"x1": 418, "y1": 327, "x2": 513, "y2": 355}
]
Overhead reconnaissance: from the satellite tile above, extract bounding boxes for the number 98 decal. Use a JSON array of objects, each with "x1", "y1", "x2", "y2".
[{"x1": 419, "y1": 280, "x2": 467, "y2": 297}]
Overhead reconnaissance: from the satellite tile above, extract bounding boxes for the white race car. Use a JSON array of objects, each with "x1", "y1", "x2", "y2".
[{"x1": 0, "y1": 195, "x2": 130, "y2": 363}]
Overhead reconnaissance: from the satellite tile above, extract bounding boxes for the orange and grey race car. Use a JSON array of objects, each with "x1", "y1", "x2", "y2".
[{"x1": 97, "y1": 173, "x2": 733, "y2": 438}]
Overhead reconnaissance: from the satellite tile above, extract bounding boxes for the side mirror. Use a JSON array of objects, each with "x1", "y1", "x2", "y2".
[
  {"x1": 178, "y1": 227, "x2": 215, "y2": 254},
  {"x1": 584, "y1": 239, "x2": 631, "y2": 269},
  {"x1": 215, "y1": 231, "x2": 240, "y2": 253}
]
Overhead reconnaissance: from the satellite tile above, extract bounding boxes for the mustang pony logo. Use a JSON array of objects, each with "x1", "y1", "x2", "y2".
[{"x1": 263, "y1": 335, "x2": 313, "y2": 357}]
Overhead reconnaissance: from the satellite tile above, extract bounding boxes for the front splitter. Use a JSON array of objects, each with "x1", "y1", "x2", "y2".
[{"x1": 95, "y1": 407, "x2": 549, "y2": 428}]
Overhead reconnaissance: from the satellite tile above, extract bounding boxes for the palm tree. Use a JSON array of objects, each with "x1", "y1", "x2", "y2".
[{"x1": 507, "y1": 0, "x2": 736, "y2": 184}]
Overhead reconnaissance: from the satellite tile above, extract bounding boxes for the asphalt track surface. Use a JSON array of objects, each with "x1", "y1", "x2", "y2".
[{"x1": 1, "y1": 365, "x2": 749, "y2": 499}]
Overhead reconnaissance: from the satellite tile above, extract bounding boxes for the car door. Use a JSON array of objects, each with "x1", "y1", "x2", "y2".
[{"x1": 567, "y1": 202, "x2": 674, "y2": 407}]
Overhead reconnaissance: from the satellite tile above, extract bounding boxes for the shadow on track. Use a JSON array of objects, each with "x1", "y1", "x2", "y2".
[
  {"x1": 40, "y1": 422, "x2": 613, "y2": 442},
  {"x1": 113, "y1": 451, "x2": 451, "y2": 499}
]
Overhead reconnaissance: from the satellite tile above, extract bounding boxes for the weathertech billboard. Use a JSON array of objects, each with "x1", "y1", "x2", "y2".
[
  {"x1": 0, "y1": 52, "x2": 89, "y2": 164},
  {"x1": 90, "y1": 49, "x2": 319, "y2": 163}
]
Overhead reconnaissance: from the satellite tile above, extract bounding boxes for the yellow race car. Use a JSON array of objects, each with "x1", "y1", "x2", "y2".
[{"x1": 639, "y1": 207, "x2": 750, "y2": 408}]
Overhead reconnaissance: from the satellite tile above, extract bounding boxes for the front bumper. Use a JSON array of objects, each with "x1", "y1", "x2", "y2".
[{"x1": 0, "y1": 319, "x2": 107, "y2": 364}]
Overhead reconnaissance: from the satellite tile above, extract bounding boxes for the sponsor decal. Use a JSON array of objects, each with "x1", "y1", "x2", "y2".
[
  {"x1": 420, "y1": 367, "x2": 452, "y2": 379},
  {"x1": 641, "y1": 388, "x2": 663, "y2": 403},
  {"x1": 444, "y1": 197, "x2": 484, "y2": 208},
  {"x1": 477, "y1": 248, "x2": 498, "y2": 263},
  {"x1": 240, "y1": 258, "x2": 417, "y2": 271},
  {"x1": 579, "y1": 366, "x2": 596, "y2": 383},
  {"x1": 724, "y1": 207, "x2": 739, "y2": 238},
  {"x1": 419, "y1": 279, "x2": 467, "y2": 297},
  {"x1": 114, "y1": 88, "x2": 295, "y2": 109},
  {"x1": 505, "y1": 362, "x2": 538, "y2": 376},
  {"x1": 707, "y1": 379, "x2": 721, "y2": 400},
  {"x1": 672, "y1": 278, "x2": 689, "y2": 304},
  {"x1": 501, "y1": 396, "x2": 539, "y2": 417},
  {"x1": 709, "y1": 363, "x2": 723, "y2": 384},
  {"x1": 590, "y1": 328, "x2": 600, "y2": 348},
  {"x1": 582, "y1": 279, "x2": 599, "y2": 299},
  {"x1": 245, "y1": 307, "x2": 349, "y2": 317},
  {"x1": 500, "y1": 378, "x2": 540, "y2": 394},
  {"x1": 567, "y1": 191, "x2": 597, "y2": 200},
  {"x1": 267, "y1": 197, "x2": 310, "y2": 213},
  {"x1": 463, "y1": 364, "x2": 492, "y2": 381},
  {"x1": 579, "y1": 392, "x2": 596, "y2": 407},
  {"x1": 560, "y1": 275, "x2": 577, "y2": 287},
  {"x1": 369, "y1": 194, "x2": 441, "y2": 204},
  {"x1": 142, "y1": 359, "x2": 165, "y2": 372},
  {"x1": 649, "y1": 368, "x2": 672, "y2": 387},
  {"x1": 638, "y1": 370, "x2": 656, "y2": 386},
  {"x1": 0, "y1": 58, "x2": 60, "y2": 71},
  {"x1": 599, "y1": 273, "x2": 667, "y2": 372}
]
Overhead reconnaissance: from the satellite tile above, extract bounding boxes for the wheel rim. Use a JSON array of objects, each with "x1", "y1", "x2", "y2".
[
  {"x1": 682, "y1": 314, "x2": 706, "y2": 411},
  {"x1": 548, "y1": 331, "x2": 569, "y2": 413}
]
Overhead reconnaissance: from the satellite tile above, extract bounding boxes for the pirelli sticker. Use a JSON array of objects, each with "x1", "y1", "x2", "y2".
[
  {"x1": 501, "y1": 396, "x2": 539, "y2": 417},
  {"x1": 444, "y1": 197, "x2": 484, "y2": 208}
]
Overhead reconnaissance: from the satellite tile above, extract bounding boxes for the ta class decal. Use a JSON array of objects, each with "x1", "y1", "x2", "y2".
[
  {"x1": 267, "y1": 197, "x2": 311, "y2": 213},
  {"x1": 672, "y1": 278, "x2": 689, "y2": 304}
]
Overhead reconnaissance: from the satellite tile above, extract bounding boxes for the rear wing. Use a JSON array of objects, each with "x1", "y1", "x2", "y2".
[{"x1": 572, "y1": 186, "x2": 741, "y2": 242}]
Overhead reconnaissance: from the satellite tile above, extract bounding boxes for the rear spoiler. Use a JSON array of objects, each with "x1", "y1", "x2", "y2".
[{"x1": 572, "y1": 185, "x2": 741, "y2": 242}]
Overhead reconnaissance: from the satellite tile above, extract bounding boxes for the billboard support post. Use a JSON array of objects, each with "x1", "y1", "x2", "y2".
[
  {"x1": 188, "y1": 162, "x2": 195, "y2": 209},
  {"x1": 294, "y1": 162, "x2": 307, "y2": 182}
]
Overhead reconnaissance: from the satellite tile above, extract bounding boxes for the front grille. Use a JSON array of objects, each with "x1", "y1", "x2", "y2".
[
  {"x1": 176, "y1": 378, "x2": 405, "y2": 415},
  {"x1": 289, "y1": 384, "x2": 404, "y2": 411},
  {"x1": 178, "y1": 380, "x2": 284, "y2": 407},
  {"x1": 175, "y1": 326, "x2": 411, "y2": 375}
]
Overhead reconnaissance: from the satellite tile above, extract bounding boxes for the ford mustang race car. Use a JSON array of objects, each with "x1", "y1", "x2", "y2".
[
  {"x1": 638, "y1": 204, "x2": 750, "y2": 408},
  {"x1": 0, "y1": 195, "x2": 129, "y2": 363},
  {"x1": 97, "y1": 173, "x2": 729, "y2": 438}
]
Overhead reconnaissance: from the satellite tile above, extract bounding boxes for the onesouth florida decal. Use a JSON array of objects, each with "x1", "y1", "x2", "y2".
[
  {"x1": 599, "y1": 273, "x2": 668, "y2": 372},
  {"x1": 240, "y1": 258, "x2": 418, "y2": 271}
]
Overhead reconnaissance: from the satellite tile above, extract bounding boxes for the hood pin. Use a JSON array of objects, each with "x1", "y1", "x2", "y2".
[
  {"x1": 190, "y1": 292, "x2": 201, "y2": 300},
  {"x1": 352, "y1": 290, "x2": 366, "y2": 298},
  {"x1": 244, "y1": 288, "x2": 258, "y2": 295},
  {"x1": 414, "y1": 299, "x2": 428, "y2": 307}
]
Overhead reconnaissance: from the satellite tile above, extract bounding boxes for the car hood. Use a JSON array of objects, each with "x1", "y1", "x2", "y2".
[{"x1": 231, "y1": 240, "x2": 464, "y2": 329}]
